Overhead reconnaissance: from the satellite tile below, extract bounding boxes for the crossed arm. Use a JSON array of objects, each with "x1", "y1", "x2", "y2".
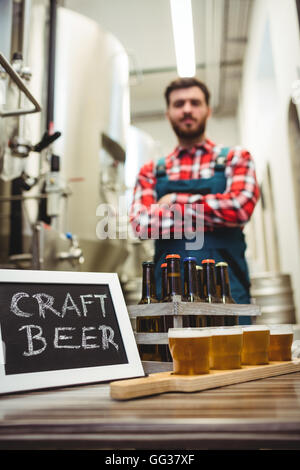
[{"x1": 129, "y1": 148, "x2": 260, "y2": 238}]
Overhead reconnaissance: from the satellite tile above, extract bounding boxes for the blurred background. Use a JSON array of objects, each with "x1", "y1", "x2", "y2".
[{"x1": 0, "y1": 0, "x2": 299, "y2": 325}]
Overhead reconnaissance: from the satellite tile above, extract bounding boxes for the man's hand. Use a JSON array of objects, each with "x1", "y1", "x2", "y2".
[{"x1": 157, "y1": 193, "x2": 175, "y2": 205}]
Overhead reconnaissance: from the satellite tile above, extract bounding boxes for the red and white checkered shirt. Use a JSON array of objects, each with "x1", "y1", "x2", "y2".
[{"x1": 129, "y1": 138, "x2": 260, "y2": 238}]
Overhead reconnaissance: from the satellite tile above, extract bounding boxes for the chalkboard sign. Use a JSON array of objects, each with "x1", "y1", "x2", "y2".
[{"x1": 0, "y1": 269, "x2": 144, "y2": 394}]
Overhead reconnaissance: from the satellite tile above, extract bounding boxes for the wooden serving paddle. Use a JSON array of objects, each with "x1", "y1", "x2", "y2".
[{"x1": 110, "y1": 360, "x2": 300, "y2": 400}]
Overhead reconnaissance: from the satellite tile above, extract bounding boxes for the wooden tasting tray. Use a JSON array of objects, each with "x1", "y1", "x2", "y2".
[
  {"x1": 110, "y1": 359, "x2": 300, "y2": 400},
  {"x1": 127, "y1": 301, "x2": 261, "y2": 323}
]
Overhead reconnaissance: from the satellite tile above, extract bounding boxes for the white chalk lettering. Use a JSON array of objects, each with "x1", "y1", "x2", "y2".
[
  {"x1": 94, "y1": 294, "x2": 107, "y2": 317},
  {"x1": 61, "y1": 293, "x2": 81, "y2": 318},
  {"x1": 10, "y1": 292, "x2": 109, "y2": 319},
  {"x1": 32, "y1": 293, "x2": 61, "y2": 318},
  {"x1": 54, "y1": 327, "x2": 80, "y2": 349},
  {"x1": 99, "y1": 325, "x2": 119, "y2": 350},
  {"x1": 10, "y1": 292, "x2": 32, "y2": 318},
  {"x1": 17, "y1": 324, "x2": 119, "y2": 357},
  {"x1": 80, "y1": 295, "x2": 94, "y2": 316},
  {"x1": 19, "y1": 324, "x2": 47, "y2": 356},
  {"x1": 82, "y1": 326, "x2": 100, "y2": 349}
]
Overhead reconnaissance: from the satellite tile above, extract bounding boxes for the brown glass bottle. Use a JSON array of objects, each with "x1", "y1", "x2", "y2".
[
  {"x1": 202, "y1": 259, "x2": 223, "y2": 326},
  {"x1": 196, "y1": 265, "x2": 205, "y2": 301},
  {"x1": 202, "y1": 259, "x2": 220, "y2": 303},
  {"x1": 138, "y1": 261, "x2": 158, "y2": 304},
  {"x1": 183, "y1": 257, "x2": 201, "y2": 302},
  {"x1": 164, "y1": 254, "x2": 182, "y2": 301},
  {"x1": 137, "y1": 262, "x2": 166, "y2": 361},
  {"x1": 160, "y1": 254, "x2": 182, "y2": 348},
  {"x1": 183, "y1": 257, "x2": 205, "y2": 327},
  {"x1": 215, "y1": 261, "x2": 237, "y2": 326},
  {"x1": 160, "y1": 262, "x2": 169, "y2": 302},
  {"x1": 215, "y1": 262, "x2": 235, "y2": 304}
]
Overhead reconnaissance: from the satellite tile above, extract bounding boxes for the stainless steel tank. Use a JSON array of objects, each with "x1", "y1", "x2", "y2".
[
  {"x1": 53, "y1": 7, "x2": 131, "y2": 275},
  {"x1": 0, "y1": 4, "x2": 132, "y2": 274}
]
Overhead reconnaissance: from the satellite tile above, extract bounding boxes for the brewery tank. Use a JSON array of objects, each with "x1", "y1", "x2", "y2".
[
  {"x1": 52, "y1": 7, "x2": 131, "y2": 275},
  {"x1": 0, "y1": 4, "x2": 131, "y2": 275}
]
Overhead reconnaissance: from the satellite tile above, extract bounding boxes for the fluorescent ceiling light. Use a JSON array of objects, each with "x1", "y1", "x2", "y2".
[{"x1": 170, "y1": 0, "x2": 196, "y2": 77}]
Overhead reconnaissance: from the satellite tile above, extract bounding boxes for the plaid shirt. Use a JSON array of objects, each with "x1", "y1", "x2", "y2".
[{"x1": 129, "y1": 138, "x2": 260, "y2": 238}]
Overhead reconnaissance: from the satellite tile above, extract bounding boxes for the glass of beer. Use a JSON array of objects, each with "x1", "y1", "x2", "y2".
[
  {"x1": 241, "y1": 325, "x2": 270, "y2": 365},
  {"x1": 168, "y1": 328, "x2": 211, "y2": 375},
  {"x1": 210, "y1": 327, "x2": 243, "y2": 370},
  {"x1": 268, "y1": 324, "x2": 294, "y2": 361}
]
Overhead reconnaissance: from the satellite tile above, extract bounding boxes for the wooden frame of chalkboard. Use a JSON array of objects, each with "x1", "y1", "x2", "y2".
[{"x1": 0, "y1": 269, "x2": 145, "y2": 394}]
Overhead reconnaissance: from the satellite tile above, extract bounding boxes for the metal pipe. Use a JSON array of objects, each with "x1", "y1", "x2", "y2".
[
  {"x1": 46, "y1": 0, "x2": 57, "y2": 131},
  {"x1": 0, "y1": 51, "x2": 41, "y2": 117}
]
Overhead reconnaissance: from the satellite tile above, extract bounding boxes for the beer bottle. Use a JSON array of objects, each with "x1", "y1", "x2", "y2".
[
  {"x1": 164, "y1": 254, "x2": 182, "y2": 302},
  {"x1": 161, "y1": 254, "x2": 182, "y2": 335},
  {"x1": 183, "y1": 257, "x2": 206, "y2": 327},
  {"x1": 183, "y1": 257, "x2": 201, "y2": 302},
  {"x1": 202, "y1": 259, "x2": 221, "y2": 303},
  {"x1": 202, "y1": 259, "x2": 223, "y2": 326},
  {"x1": 215, "y1": 262, "x2": 235, "y2": 304},
  {"x1": 138, "y1": 261, "x2": 158, "y2": 304},
  {"x1": 160, "y1": 262, "x2": 169, "y2": 302},
  {"x1": 215, "y1": 261, "x2": 237, "y2": 326},
  {"x1": 196, "y1": 265, "x2": 205, "y2": 300},
  {"x1": 137, "y1": 261, "x2": 167, "y2": 361}
]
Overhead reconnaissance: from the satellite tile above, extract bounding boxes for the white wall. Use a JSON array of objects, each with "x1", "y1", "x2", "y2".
[{"x1": 238, "y1": 0, "x2": 300, "y2": 322}]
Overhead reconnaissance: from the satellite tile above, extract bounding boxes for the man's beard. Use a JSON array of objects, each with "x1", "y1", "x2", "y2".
[{"x1": 170, "y1": 119, "x2": 207, "y2": 141}]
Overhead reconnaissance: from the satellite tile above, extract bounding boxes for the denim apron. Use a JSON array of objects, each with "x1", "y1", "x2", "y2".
[{"x1": 153, "y1": 148, "x2": 251, "y2": 323}]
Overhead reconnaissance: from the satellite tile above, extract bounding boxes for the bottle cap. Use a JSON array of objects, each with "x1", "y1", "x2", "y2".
[
  {"x1": 161, "y1": 263, "x2": 167, "y2": 268},
  {"x1": 216, "y1": 262, "x2": 228, "y2": 267},
  {"x1": 201, "y1": 259, "x2": 215, "y2": 264},
  {"x1": 183, "y1": 257, "x2": 197, "y2": 262},
  {"x1": 196, "y1": 265, "x2": 203, "y2": 270},
  {"x1": 166, "y1": 254, "x2": 181, "y2": 259},
  {"x1": 142, "y1": 261, "x2": 154, "y2": 266}
]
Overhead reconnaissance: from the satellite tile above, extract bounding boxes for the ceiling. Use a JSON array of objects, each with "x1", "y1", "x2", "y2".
[{"x1": 64, "y1": 0, "x2": 254, "y2": 122}]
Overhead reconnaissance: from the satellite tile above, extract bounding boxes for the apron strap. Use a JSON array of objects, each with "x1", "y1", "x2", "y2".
[
  {"x1": 213, "y1": 146, "x2": 231, "y2": 170},
  {"x1": 156, "y1": 157, "x2": 167, "y2": 178}
]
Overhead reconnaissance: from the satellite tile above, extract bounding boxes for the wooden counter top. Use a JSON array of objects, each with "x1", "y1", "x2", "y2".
[{"x1": 0, "y1": 370, "x2": 300, "y2": 450}]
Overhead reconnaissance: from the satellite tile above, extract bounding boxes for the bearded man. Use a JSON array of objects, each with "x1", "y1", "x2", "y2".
[{"x1": 130, "y1": 77, "x2": 259, "y2": 317}]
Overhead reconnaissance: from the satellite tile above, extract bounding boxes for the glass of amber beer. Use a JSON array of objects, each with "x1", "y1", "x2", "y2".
[
  {"x1": 241, "y1": 325, "x2": 270, "y2": 365},
  {"x1": 210, "y1": 327, "x2": 243, "y2": 369},
  {"x1": 268, "y1": 324, "x2": 294, "y2": 361},
  {"x1": 168, "y1": 328, "x2": 211, "y2": 375}
]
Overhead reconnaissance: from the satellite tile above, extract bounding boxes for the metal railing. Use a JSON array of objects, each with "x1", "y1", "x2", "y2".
[{"x1": 0, "y1": 52, "x2": 41, "y2": 117}]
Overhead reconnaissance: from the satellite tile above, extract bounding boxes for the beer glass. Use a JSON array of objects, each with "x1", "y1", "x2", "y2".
[
  {"x1": 168, "y1": 328, "x2": 211, "y2": 375},
  {"x1": 241, "y1": 325, "x2": 270, "y2": 365},
  {"x1": 268, "y1": 324, "x2": 294, "y2": 361},
  {"x1": 210, "y1": 327, "x2": 243, "y2": 370}
]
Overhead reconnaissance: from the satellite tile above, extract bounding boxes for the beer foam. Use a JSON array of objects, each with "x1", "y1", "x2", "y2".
[
  {"x1": 210, "y1": 327, "x2": 243, "y2": 336},
  {"x1": 269, "y1": 324, "x2": 293, "y2": 335},
  {"x1": 242, "y1": 325, "x2": 270, "y2": 332},
  {"x1": 168, "y1": 328, "x2": 211, "y2": 338}
]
